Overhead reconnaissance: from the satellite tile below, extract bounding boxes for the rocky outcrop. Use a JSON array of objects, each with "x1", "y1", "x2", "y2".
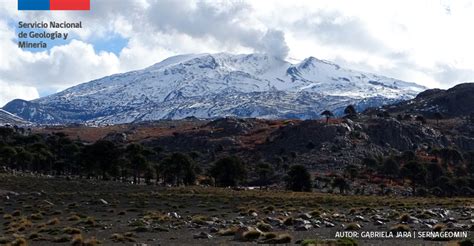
[
  {"x1": 365, "y1": 118, "x2": 443, "y2": 151},
  {"x1": 265, "y1": 120, "x2": 351, "y2": 153},
  {"x1": 385, "y1": 82, "x2": 474, "y2": 118}
]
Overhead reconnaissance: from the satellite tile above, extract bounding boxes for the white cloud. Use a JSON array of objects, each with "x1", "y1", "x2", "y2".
[
  {"x1": 0, "y1": 80, "x2": 39, "y2": 106},
  {"x1": 0, "y1": 0, "x2": 474, "y2": 106}
]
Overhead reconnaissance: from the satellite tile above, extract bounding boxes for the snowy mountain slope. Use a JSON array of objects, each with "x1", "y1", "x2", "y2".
[
  {"x1": 0, "y1": 109, "x2": 29, "y2": 125},
  {"x1": 3, "y1": 53, "x2": 426, "y2": 124}
]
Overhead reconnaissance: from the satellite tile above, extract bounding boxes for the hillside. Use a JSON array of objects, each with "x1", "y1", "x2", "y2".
[
  {"x1": 3, "y1": 53, "x2": 425, "y2": 124},
  {"x1": 0, "y1": 109, "x2": 28, "y2": 125},
  {"x1": 382, "y1": 82, "x2": 474, "y2": 118}
]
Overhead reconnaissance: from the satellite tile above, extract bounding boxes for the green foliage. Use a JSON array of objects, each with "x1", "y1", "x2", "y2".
[
  {"x1": 344, "y1": 164, "x2": 359, "y2": 180},
  {"x1": 159, "y1": 152, "x2": 197, "y2": 186},
  {"x1": 255, "y1": 162, "x2": 274, "y2": 186},
  {"x1": 458, "y1": 238, "x2": 473, "y2": 246},
  {"x1": 426, "y1": 163, "x2": 444, "y2": 185},
  {"x1": 361, "y1": 157, "x2": 378, "y2": 169},
  {"x1": 382, "y1": 157, "x2": 400, "y2": 178},
  {"x1": 321, "y1": 110, "x2": 334, "y2": 123},
  {"x1": 400, "y1": 161, "x2": 427, "y2": 194},
  {"x1": 344, "y1": 105, "x2": 357, "y2": 116},
  {"x1": 336, "y1": 237, "x2": 358, "y2": 246},
  {"x1": 285, "y1": 165, "x2": 312, "y2": 192},
  {"x1": 0, "y1": 146, "x2": 17, "y2": 167},
  {"x1": 209, "y1": 156, "x2": 247, "y2": 187},
  {"x1": 125, "y1": 143, "x2": 150, "y2": 183},
  {"x1": 332, "y1": 176, "x2": 350, "y2": 194},
  {"x1": 81, "y1": 140, "x2": 121, "y2": 179}
]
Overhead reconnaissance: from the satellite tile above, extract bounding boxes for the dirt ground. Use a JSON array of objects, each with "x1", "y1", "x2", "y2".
[{"x1": 0, "y1": 175, "x2": 472, "y2": 245}]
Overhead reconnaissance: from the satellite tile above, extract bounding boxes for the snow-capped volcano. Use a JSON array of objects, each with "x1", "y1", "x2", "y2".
[{"x1": 3, "y1": 53, "x2": 426, "y2": 124}]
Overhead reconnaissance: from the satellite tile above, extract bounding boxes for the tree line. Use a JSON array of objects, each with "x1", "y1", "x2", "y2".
[
  {"x1": 0, "y1": 126, "x2": 472, "y2": 196},
  {"x1": 0, "y1": 127, "x2": 251, "y2": 187}
]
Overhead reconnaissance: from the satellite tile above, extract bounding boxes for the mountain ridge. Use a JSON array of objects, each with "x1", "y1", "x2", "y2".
[
  {"x1": 0, "y1": 109, "x2": 29, "y2": 125},
  {"x1": 382, "y1": 82, "x2": 474, "y2": 117},
  {"x1": 3, "y1": 53, "x2": 426, "y2": 124}
]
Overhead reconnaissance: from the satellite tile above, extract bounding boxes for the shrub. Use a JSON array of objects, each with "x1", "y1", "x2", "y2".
[
  {"x1": 0, "y1": 236, "x2": 9, "y2": 244},
  {"x1": 110, "y1": 233, "x2": 137, "y2": 243},
  {"x1": 262, "y1": 232, "x2": 277, "y2": 239},
  {"x1": 209, "y1": 156, "x2": 247, "y2": 187},
  {"x1": 46, "y1": 218, "x2": 60, "y2": 225},
  {"x1": 30, "y1": 213, "x2": 43, "y2": 220},
  {"x1": 459, "y1": 238, "x2": 474, "y2": 246},
  {"x1": 29, "y1": 232, "x2": 40, "y2": 239},
  {"x1": 10, "y1": 237, "x2": 27, "y2": 246},
  {"x1": 337, "y1": 237, "x2": 358, "y2": 246},
  {"x1": 283, "y1": 217, "x2": 294, "y2": 226},
  {"x1": 399, "y1": 213, "x2": 411, "y2": 223},
  {"x1": 71, "y1": 234, "x2": 84, "y2": 246},
  {"x1": 83, "y1": 217, "x2": 96, "y2": 226},
  {"x1": 52, "y1": 235, "x2": 71, "y2": 243},
  {"x1": 344, "y1": 223, "x2": 361, "y2": 231},
  {"x1": 242, "y1": 230, "x2": 262, "y2": 241},
  {"x1": 285, "y1": 165, "x2": 312, "y2": 192},
  {"x1": 309, "y1": 210, "x2": 321, "y2": 217},
  {"x1": 261, "y1": 233, "x2": 292, "y2": 244},
  {"x1": 191, "y1": 215, "x2": 210, "y2": 225},
  {"x1": 218, "y1": 227, "x2": 238, "y2": 236},
  {"x1": 83, "y1": 237, "x2": 101, "y2": 246},
  {"x1": 62, "y1": 227, "x2": 82, "y2": 234},
  {"x1": 133, "y1": 226, "x2": 149, "y2": 232},
  {"x1": 432, "y1": 224, "x2": 445, "y2": 232},
  {"x1": 390, "y1": 224, "x2": 410, "y2": 232},
  {"x1": 67, "y1": 215, "x2": 81, "y2": 221},
  {"x1": 256, "y1": 222, "x2": 272, "y2": 232}
]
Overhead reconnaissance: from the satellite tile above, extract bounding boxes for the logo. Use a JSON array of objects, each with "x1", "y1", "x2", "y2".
[{"x1": 18, "y1": 0, "x2": 90, "y2": 11}]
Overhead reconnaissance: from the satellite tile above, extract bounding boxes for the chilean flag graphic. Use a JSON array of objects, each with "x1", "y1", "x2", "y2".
[{"x1": 19, "y1": 0, "x2": 90, "y2": 11}]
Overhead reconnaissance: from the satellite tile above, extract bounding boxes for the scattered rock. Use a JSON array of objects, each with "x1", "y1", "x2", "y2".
[
  {"x1": 7, "y1": 191, "x2": 19, "y2": 196},
  {"x1": 446, "y1": 222, "x2": 467, "y2": 229},
  {"x1": 354, "y1": 215, "x2": 368, "y2": 222},
  {"x1": 295, "y1": 224, "x2": 313, "y2": 231},
  {"x1": 374, "y1": 220, "x2": 384, "y2": 226},
  {"x1": 422, "y1": 223, "x2": 432, "y2": 229},
  {"x1": 444, "y1": 217, "x2": 457, "y2": 223},
  {"x1": 294, "y1": 218, "x2": 311, "y2": 226},
  {"x1": 324, "y1": 221, "x2": 335, "y2": 227},
  {"x1": 42, "y1": 200, "x2": 55, "y2": 206},
  {"x1": 424, "y1": 219, "x2": 439, "y2": 225},
  {"x1": 371, "y1": 214, "x2": 389, "y2": 222},
  {"x1": 423, "y1": 210, "x2": 437, "y2": 217},
  {"x1": 193, "y1": 232, "x2": 212, "y2": 239},
  {"x1": 298, "y1": 213, "x2": 312, "y2": 220},
  {"x1": 168, "y1": 212, "x2": 181, "y2": 219},
  {"x1": 265, "y1": 217, "x2": 282, "y2": 226},
  {"x1": 233, "y1": 227, "x2": 250, "y2": 241}
]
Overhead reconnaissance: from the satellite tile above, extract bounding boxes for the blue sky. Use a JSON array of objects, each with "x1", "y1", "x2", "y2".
[{"x1": 14, "y1": 19, "x2": 128, "y2": 55}]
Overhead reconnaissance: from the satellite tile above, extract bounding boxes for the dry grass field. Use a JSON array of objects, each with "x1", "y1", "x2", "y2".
[{"x1": 0, "y1": 174, "x2": 472, "y2": 245}]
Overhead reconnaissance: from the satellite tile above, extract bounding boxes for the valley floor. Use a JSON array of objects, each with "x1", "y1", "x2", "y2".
[{"x1": 0, "y1": 175, "x2": 472, "y2": 246}]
